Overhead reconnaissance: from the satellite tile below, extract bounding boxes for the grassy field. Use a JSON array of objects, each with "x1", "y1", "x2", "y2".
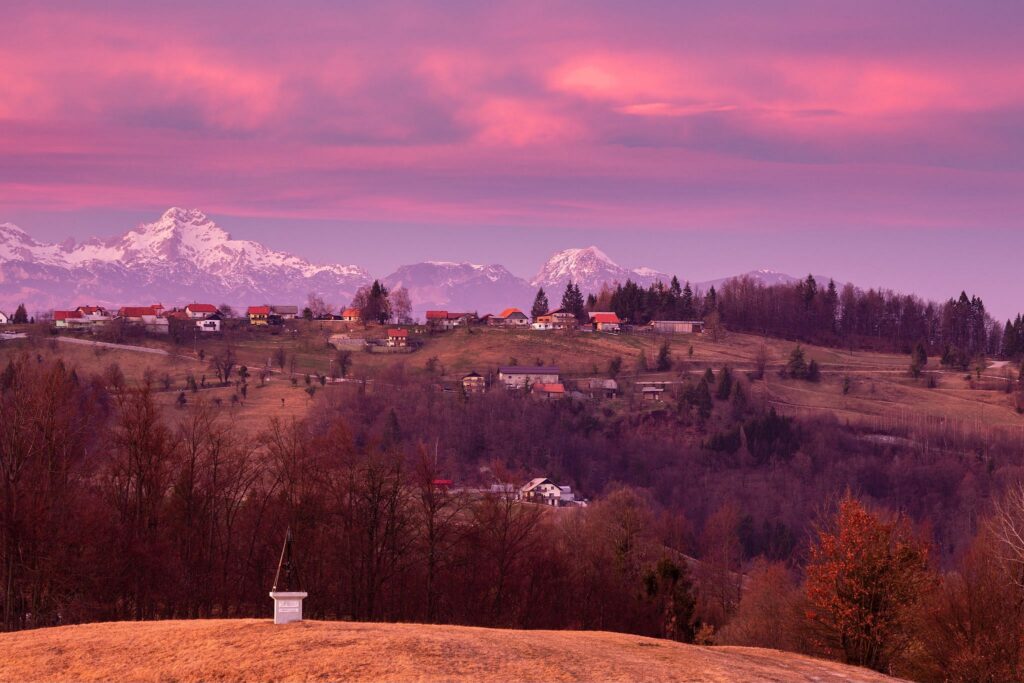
[
  {"x1": 0, "y1": 619, "x2": 903, "y2": 682},
  {"x1": 3, "y1": 324, "x2": 1021, "y2": 434}
]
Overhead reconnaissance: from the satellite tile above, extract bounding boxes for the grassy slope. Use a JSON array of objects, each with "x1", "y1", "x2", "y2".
[
  {"x1": 0, "y1": 619, "x2": 904, "y2": 683},
  {"x1": 3, "y1": 326, "x2": 1021, "y2": 431}
]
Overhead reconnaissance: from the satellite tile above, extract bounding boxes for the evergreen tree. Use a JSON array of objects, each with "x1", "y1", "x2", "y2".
[
  {"x1": 561, "y1": 281, "x2": 586, "y2": 321},
  {"x1": 681, "y1": 282, "x2": 695, "y2": 319},
  {"x1": 807, "y1": 359, "x2": 821, "y2": 382},
  {"x1": 716, "y1": 366, "x2": 733, "y2": 401},
  {"x1": 703, "y1": 286, "x2": 718, "y2": 316},
  {"x1": 531, "y1": 288, "x2": 550, "y2": 319},
  {"x1": 656, "y1": 341, "x2": 672, "y2": 371},
  {"x1": 12, "y1": 303, "x2": 28, "y2": 324},
  {"x1": 786, "y1": 346, "x2": 808, "y2": 379}
]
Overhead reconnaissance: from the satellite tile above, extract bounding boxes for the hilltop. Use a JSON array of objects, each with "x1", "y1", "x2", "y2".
[{"x1": 0, "y1": 619, "x2": 903, "y2": 682}]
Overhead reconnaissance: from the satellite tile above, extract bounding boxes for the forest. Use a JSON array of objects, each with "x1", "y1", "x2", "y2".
[
  {"x1": 2, "y1": 349, "x2": 1024, "y2": 680},
  {"x1": 589, "y1": 274, "x2": 1021, "y2": 365}
]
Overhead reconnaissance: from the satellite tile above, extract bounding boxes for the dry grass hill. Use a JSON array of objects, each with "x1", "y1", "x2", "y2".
[{"x1": 0, "y1": 619, "x2": 904, "y2": 682}]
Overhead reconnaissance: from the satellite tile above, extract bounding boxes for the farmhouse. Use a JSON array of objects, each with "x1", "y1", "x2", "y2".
[
  {"x1": 462, "y1": 371, "x2": 486, "y2": 394},
  {"x1": 489, "y1": 308, "x2": 529, "y2": 327},
  {"x1": 75, "y1": 305, "x2": 111, "y2": 324},
  {"x1": 581, "y1": 378, "x2": 619, "y2": 399},
  {"x1": 0, "y1": 310, "x2": 7, "y2": 325},
  {"x1": 196, "y1": 318, "x2": 221, "y2": 333},
  {"x1": 531, "y1": 382, "x2": 566, "y2": 399},
  {"x1": 426, "y1": 310, "x2": 473, "y2": 330},
  {"x1": 590, "y1": 312, "x2": 622, "y2": 332},
  {"x1": 498, "y1": 366, "x2": 560, "y2": 388},
  {"x1": 387, "y1": 328, "x2": 409, "y2": 347},
  {"x1": 532, "y1": 308, "x2": 577, "y2": 330},
  {"x1": 520, "y1": 478, "x2": 577, "y2": 507},
  {"x1": 54, "y1": 310, "x2": 85, "y2": 328},
  {"x1": 649, "y1": 320, "x2": 704, "y2": 334},
  {"x1": 117, "y1": 306, "x2": 168, "y2": 334},
  {"x1": 270, "y1": 305, "x2": 299, "y2": 319},
  {"x1": 247, "y1": 306, "x2": 271, "y2": 326},
  {"x1": 184, "y1": 303, "x2": 218, "y2": 319},
  {"x1": 340, "y1": 308, "x2": 361, "y2": 323}
]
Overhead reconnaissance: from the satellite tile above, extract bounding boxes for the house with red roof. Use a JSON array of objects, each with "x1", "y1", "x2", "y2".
[
  {"x1": 340, "y1": 308, "x2": 361, "y2": 323},
  {"x1": 386, "y1": 328, "x2": 409, "y2": 347},
  {"x1": 185, "y1": 303, "x2": 218, "y2": 320},
  {"x1": 531, "y1": 382, "x2": 566, "y2": 399},
  {"x1": 488, "y1": 308, "x2": 529, "y2": 328},
  {"x1": 247, "y1": 306, "x2": 271, "y2": 326},
  {"x1": 426, "y1": 310, "x2": 473, "y2": 330},
  {"x1": 53, "y1": 310, "x2": 85, "y2": 329},
  {"x1": 589, "y1": 311, "x2": 622, "y2": 332}
]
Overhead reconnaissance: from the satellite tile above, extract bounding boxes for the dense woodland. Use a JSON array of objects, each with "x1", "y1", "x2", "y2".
[
  {"x1": 2, "y1": 349, "x2": 1024, "y2": 680},
  {"x1": 587, "y1": 275, "x2": 1021, "y2": 364}
]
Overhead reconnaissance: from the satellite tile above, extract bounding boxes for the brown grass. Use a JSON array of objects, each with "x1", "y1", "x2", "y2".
[{"x1": 0, "y1": 619, "x2": 904, "y2": 682}]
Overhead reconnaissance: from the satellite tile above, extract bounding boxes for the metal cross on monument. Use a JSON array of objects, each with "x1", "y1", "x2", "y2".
[{"x1": 269, "y1": 527, "x2": 308, "y2": 624}]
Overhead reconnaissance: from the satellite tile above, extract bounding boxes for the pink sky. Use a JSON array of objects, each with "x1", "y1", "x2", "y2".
[{"x1": 1, "y1": 1, "x2": 1022, "y2": 317}]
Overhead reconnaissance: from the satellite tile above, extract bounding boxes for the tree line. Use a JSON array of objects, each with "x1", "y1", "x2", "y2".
[{"x1": 2, "y1": 353, "x2": 1024, "y2": 680}]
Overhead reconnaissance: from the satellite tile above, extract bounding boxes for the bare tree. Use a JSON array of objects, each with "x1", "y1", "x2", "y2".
[
  {"x1": 991, "y1": 482, "x2": 1024, "y2": 585},
  {"x1": 306, "y1": 292, "x2": 332, "y2": 318},
  {"x1": 209, "y1": 347, "x2": 237, "y2": 385},
  {"x1": 391, "y1": 286, "x2": 413, "y2": 325}
]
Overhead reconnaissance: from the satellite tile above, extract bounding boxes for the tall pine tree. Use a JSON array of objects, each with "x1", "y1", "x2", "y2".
[{"x1": 531, "y1": 288, "x2": 550, "y2": 319}]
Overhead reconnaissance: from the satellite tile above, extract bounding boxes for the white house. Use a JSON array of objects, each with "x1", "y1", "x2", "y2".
[
  {"x1": 185, "y1": 303, "x2": 218, "y2": 320},
  {"x1": 520, "y1": 478, "x2": 577, "y2": 507},
  {"x1": 75, "y1": 306, "x2": 111, "y2": 325},
  {"x1": 196, "y1": 318, "x2": 221, "y2": 333},
  {"x1": 0, "y1": 311, "x2": 8, "y2": 325},
  {"x1": 489, "y1": 308, "x2": 530, "y2": 327},
  {"x1": 497, "y1": 366, "x2": 560, "y2": 388},
  {"x1": 54, "y1": 310, "x2": 86, "y2": 328}
]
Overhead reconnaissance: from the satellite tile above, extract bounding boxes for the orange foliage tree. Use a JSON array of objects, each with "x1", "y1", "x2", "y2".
[{"x1": 804, "y1": 495, "x2": 934, "y2": 673}]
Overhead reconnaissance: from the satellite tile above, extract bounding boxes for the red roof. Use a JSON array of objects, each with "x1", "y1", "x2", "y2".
[
  {"x1": 76, "y1": 306, "x2": 101, "y2": 314},
  {"x1": 426, "y1": 310, "x2": 448, "y2": 320},
  {"x1": 532, "y1": 383, "x2": 565, "y2": 394},
  {"x1": 166, "y1": 310, "x2": 190, "y2": 320},
  {"x1": 388, "y1": 328, "x2": 409, "y2": 337},
  {"x1": 498, "y1": 308, "x2": 524, "y2": 318},
  {"x1": 54, "y1": 310, "x2": 83, "y2": 321},
  {"x1": 119, "y1": 306, "x2": 157, "y2": 317},
  {"x1": 341, "y1": 308, "x2": 360, "y2": 318},
  {"x1": 186, "y1": 303, "x2": 217, "y2": 313},
  {"x1": 591, "y1": 312, "x2": 621, "y2": 324},
  {"x1": 248, "y1": 306, "x2": 271, "y2": 316}
]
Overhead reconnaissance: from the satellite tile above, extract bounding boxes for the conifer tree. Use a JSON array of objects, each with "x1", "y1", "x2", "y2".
[{"x1": 531, "y1": 288, "x2": 550, "y2": 319}]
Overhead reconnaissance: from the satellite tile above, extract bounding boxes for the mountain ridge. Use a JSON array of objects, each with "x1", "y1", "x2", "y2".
[{"x1": 1, "y1": 209, "x2": 812, "y2": 316}]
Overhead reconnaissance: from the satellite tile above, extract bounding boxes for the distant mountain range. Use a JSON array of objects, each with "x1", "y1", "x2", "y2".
[{"x1": 0, "y1": 208, "x2": 817, "y2": 318}]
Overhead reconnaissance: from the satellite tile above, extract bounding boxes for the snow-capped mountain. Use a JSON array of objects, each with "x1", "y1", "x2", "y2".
[
  {"x1": 383, "y1": 261, "x2": 533, "y2": 316},
  {"x1": 531, "y1": 246, "x2": 669, "y2": 294},
  {"x1": 0, "y1": 208, "x2": 370, "y2": 312}
]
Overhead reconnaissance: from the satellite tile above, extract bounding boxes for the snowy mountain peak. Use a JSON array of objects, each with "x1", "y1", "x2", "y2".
[
  {"x1": 531, "y1": 245, "x2": 666, "y2": 293},
  {"x1": 0, "y1": 208, "x2": 371, "y2": 311}
]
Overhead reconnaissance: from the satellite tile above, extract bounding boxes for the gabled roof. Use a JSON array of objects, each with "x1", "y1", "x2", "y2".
[
  {"x1": 426, "y1": 310, "x2": 449, "y2": 320},
  {"x1": 498, "y1": 366, "x2": 560, "y2": 375},
  {"x1": 521, "y1": 477, "x2": 555, "y2": 492},
  {"x1": 546, "y1": 308, "x2": 570, "y2": 316},
  {"x1": 271, "y1": 305, "x2": 298, "y2": 314},
  {"x1": 341, "y1": 308, "x2": 361, "y2": 318},
  {"x1": 462, "y1": 371, "x2": 483, "y2": 379},
  {"x1": 497, "y1": 308, "x2": 526, "y2": 318},
  {"x1": 119, "y1": 306, "x2": 157, "y2": 317},
  {"x1": 76, "y1": 305, "x2": 103, "y2": 315},
  {"x1": 185, "y1": 303, "x2": 218, "y2": 313},
  {"x1": 388, "y1": 328, "x2": 409, "y2": 337},
  {"x1": 532, "y1": 383, "x2": 565, "y2": 394},
  {"x1": 166, "y1": 310, "x2": 191, "y2": 320},
  {"x1": 247, "y1": 306, "x2": 271, "y2": 315},
  {"x1": 54, "y1": 310, "x2": 83, "y2": 321},
  {"x1": 591, "y1": 312, "x2": 621, "y2": 324}
]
